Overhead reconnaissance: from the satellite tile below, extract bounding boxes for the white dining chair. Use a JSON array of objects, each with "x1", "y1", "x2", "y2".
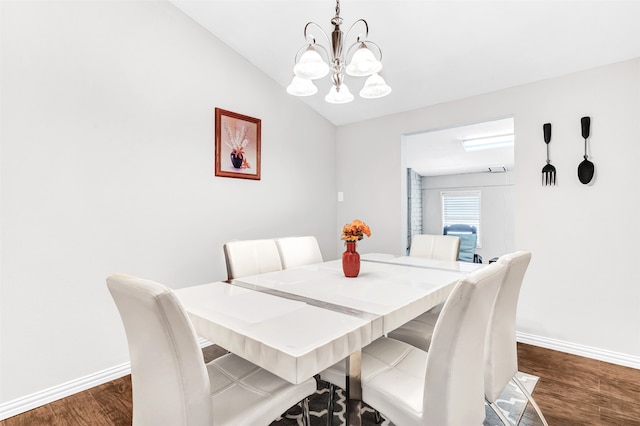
[
  {"x1": 366, "y1": 261, "x2": 506, "y2": 425},
  {"x1": 322, "y1": 262, "x2": 506, "y2": 425},
  {"x1": 409, "y1": 234, "x2": 461, "y2": 261},
  {"x1": 107, "y1": 273, "x2": 316, "y2": 426},
  {"x1": 388, "y1": 251, "x2": 548, "y2": 425},
  {"x1": 484, "y1": 251, "x2": 548, "y2": 425},
  {"x1": 275, "y1": 236, "x2": 323, "y2": 269},
  {"x1": 223, "y1": 238, "x2": 282, "y2": 279}
]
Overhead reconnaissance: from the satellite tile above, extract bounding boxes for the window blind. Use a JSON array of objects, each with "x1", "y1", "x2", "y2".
[{"x1": 441, "y1": 190, "x2": 481, "y2": 247}]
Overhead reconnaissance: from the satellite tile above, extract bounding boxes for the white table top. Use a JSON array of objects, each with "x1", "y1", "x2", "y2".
[
  {"x1": 175, "y1": 254, "x2": 483, "y2": 384},
  {"x1": 176, "y1": 281, "x2": 372, "y2": 384}
]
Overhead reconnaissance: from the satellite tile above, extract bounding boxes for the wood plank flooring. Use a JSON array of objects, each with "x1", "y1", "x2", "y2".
[
  {"x1": 2, "y1": 343, "x2": 639, "y2": 425},
  {"x1": 517, "y1": 344, "x2": 640, "y2": 426}
]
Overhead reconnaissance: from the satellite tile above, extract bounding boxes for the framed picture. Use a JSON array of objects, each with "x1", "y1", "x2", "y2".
[{"x1": 215, "y1": 108, "x2": 261, "y2": 180}]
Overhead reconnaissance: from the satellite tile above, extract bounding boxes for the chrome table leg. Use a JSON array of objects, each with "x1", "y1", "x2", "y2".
[{"x1": 345, "y1": 350, "x2": 362, "y2": 426}]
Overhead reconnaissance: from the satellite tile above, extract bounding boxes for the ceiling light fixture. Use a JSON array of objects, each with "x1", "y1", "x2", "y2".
[
  {"x1": 461, "y1": 134, "x2": 515, "y2": 152},
  {"x1": 286, "y1": 0, "x2": 391, "y2": 104}
]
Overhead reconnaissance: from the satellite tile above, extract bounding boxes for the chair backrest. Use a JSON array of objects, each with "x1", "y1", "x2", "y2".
[
  {"x1": 409, "y1": 234, "x2": 461, "y2": 261},
  {"x1": 443, "y1": 224, "x2": 477, "y2": 235},
  {"x1": 443, "y1": 224, "x2": 477, "y2": 262},
  {"x1": 422, "y1": 262, "x2": 506, "y2": 425},
  {"x1": 275, "y1": 236, "x2": 323, "y2": 269},
  {"x1": 223, "y1": 239, "x2": 282, "y2": 280},
  {"x1": 106, "y1": 274, "x2": 212, "y2": 426},
  {"x1": 484, "y1": 251, "x2": 532, "y2": 402}
]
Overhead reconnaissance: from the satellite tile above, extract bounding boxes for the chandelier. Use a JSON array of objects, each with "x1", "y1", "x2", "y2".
[{"x1": 286, "y1": 0, "x2": 391, "y2": 104}]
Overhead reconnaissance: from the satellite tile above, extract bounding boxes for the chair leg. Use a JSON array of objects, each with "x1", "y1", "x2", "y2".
[
  {"x1": 487, "y1": 400, "x2": 513, "y2": 425},
  {"x1": 301, "y1": 397, "x2": 311, "y2": 426},
  {"x1": 512, "y1": 376, "x2": 549, "y2": 426},
  {"x1": 326, "y1": 383, "x2": 335, "y2": 426}
]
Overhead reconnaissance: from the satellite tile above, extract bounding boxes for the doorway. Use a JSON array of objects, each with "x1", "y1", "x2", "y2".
[{"x1": 403, "y1": 117, "x2": 515, "y2": 260}]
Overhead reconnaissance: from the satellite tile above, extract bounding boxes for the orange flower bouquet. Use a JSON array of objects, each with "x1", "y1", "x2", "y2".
[
  {"x1": 341, "y1": 220, "x2": 370, "y2": 277},
  {"x1": 340, "y1": 219, "x2": 372, "y2": 243}
]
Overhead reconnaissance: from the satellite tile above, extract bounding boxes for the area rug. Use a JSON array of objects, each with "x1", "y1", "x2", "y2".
[{"x1": 271, "y1": 372, "x2": 538, "y2": 426}]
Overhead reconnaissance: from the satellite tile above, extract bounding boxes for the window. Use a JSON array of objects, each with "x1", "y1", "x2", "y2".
[{"x1": 441, "y1": 190, "x2": 481, "y2": 247}]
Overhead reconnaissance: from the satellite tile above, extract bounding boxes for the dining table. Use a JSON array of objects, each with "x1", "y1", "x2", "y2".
[{"x1": 174, "y1": 253, "x2": 485, "y2": 425}]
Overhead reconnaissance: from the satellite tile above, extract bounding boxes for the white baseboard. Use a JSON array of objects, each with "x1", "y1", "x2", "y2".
[
  {"x1": 517, "y1": 332, "x2": 640, "y2": 370},
  {"x1": 0, "y1": 338, "x2": 214, "y2": 421},
  {"x1": 0, "y1": 362, "x2": 130, "y2": 421}
]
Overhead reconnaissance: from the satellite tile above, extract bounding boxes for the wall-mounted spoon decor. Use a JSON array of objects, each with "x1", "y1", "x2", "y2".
[
  {"x1": 542, "y1": 123, "x2": 556, "y2": 186},
  {"x1": 578, "y1": 116, "x2": 594, "y2": 184}
]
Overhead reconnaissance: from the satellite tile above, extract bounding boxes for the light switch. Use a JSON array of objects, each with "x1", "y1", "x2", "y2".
[{"x1": 338, "y1": 192, "x2": 344, "y2": 202}]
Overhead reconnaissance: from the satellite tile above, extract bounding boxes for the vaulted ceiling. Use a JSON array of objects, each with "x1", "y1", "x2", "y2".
[{"x1": 170, "y1": 1, "x2": 640, "y2": 126}]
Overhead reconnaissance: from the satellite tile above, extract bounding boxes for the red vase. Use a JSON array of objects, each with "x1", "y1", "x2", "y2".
[{"x1": 342, "y1": 241, "x2": 360, "y2": 278}]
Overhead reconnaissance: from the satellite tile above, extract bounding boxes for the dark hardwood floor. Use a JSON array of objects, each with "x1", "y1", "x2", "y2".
[
  {"x1": 2, "y1": 343, "x2": 639, "y2": 425},
  {"x1": 517, "y1": 344, "x2": 640, "y2": 426}
]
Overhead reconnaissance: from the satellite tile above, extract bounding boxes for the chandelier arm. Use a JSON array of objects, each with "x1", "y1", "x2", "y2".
[
  {"x1": 343, "y1": 18, "x2": 369, "y2": 45},
  {"x1": 303, "y1": 21, "x2": 332, "y2": 49}
]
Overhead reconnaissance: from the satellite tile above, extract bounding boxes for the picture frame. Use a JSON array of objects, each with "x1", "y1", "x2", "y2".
[{"x1": 215, "y1": 108, "x2": 261, "y2": 180}]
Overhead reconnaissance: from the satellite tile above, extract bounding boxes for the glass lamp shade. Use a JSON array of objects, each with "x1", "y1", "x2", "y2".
[
  {"x1": 325, "y1": 84, "x2": 354, "y2": 104},
  {"x1": 346, "y1": 44, "x2": 382, "y2": 77},
  {"x1": 293, "y1": 47, "x2": 330, "y2": 80},
  {"x1": 286, "y1": 76, "x2": 318, "y2": 96},
  {"x1": 359, "y1": 73, "x2": 392, "y2": 99}
]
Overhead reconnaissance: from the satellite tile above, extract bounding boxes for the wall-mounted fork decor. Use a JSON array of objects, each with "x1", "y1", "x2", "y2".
[
  {"x1": 578, "y1": 116, "x2": 594, "y2": 184},
  {"x1": 542, "y1": 123, "x2": 556, "y2": 186}
]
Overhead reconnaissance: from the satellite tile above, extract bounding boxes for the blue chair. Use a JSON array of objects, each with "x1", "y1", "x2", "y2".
[{"x1": 443, "y1": 224, "x2": 482, "y2": 263}]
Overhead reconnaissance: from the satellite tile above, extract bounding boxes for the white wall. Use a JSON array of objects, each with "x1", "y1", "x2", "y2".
[
  {"x1": 0, "y1": 1, "x2": 337, "y2": 405},
  {"x1": 422, "y1": 171, "x2": 515, "y2": 262},
  {"x1": 337, "y1": 58, "x2": 640, "y2": 363}
]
